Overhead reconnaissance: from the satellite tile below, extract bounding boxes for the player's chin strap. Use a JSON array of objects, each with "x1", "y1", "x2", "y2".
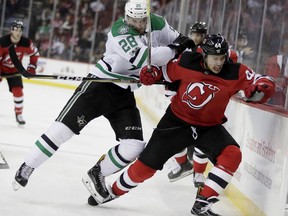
[{"x1": 8, "y1": 45, "x2": 164, "y2": 85}]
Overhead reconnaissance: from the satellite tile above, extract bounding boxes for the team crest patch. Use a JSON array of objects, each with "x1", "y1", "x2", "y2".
[{"x1": 118, "y1": 25, "x2": 129, "y2": 34}]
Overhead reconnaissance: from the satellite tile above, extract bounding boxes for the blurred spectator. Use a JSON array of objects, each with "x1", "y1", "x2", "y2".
[
  {"x1": 234, "y1": 33, "x2": 254, "y2": 64},
  {"x1": 73, "y1": 46, "x2": 89, "y2": 62},
  {"x1": 265, "y1": 40, "x2": 288, "y2": 107}
]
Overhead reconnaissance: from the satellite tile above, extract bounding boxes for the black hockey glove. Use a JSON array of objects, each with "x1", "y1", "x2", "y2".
[{"x1": 168, "y1": 34, "x2": 195, "y2": 58}]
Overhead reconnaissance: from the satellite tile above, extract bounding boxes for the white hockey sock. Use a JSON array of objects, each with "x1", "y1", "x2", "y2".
[
  {"x1": 25, "y1": 122, "x2": 74, "y2": 168},
  {"x1": 100, "y1": 145, "x2": 130, "y2": 176}
]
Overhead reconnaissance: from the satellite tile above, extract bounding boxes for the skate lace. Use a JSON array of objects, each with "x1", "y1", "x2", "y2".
[
  {"x1": 171, "y1": 165, "x2": 181, "y2": 174},
  {"x1": 97, "y1": 172, "x2": 108, "y2": 192},
  {"x1": 21, "y1": 164, "x2": 34, "y2": 179},
  {"x1": 197, "y1": 196, "x2": 219, "y2": 215},
  {"x1": 201, "y1": 202, "x2": 213, "y2": 213}
]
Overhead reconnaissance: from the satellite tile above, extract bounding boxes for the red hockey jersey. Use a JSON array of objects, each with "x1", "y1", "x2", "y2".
[
  {"x1": 162, "y1": 51, "x2": 274, "y2": 126},
  {"x1": 0, "y1": 34, "x2": 39, "y2": 74}
]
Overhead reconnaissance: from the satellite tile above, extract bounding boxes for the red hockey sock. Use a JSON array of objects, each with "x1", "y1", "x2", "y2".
[{"x1": 199, "y1": 185, "x2": 219, "y2": 198}]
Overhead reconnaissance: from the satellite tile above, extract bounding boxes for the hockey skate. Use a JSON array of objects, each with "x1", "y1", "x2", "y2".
[
  {"x1": 193, "y1": 172, "x2": 205, "y2": 188},
  {"x1": 82, "y1": 155, "x2": 111, "y2": 203},
  {"x1": 191, "y1": 194, "x2": 220, "y2": 216},
  {"x1": 168, "y1": 159, "x2": 193, "y2": 182},
  {"x1": 87, "y1": 185, "x2": 117, "y2": 206},
  {"x1": 13, "y1": 162, "x2": 34, "y2": 191},
  {"x1": 15, "y1": 113, "x2": 26, "y2": 125}
]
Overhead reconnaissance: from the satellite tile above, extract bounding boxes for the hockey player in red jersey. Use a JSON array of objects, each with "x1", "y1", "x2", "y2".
[
  {"x1": 88, "y1": 34, "x2": 275, "y2": 215},
  {"x1": 167, "y1": 22, "x2": 239, "y2": 185},
  {"x1": 0, "y1": 20, "x2": 39, "y2": 124}
]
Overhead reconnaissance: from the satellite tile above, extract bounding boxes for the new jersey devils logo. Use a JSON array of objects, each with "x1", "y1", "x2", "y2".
[{"x1": 182, "y1": 82, "x2": 219, "y2": 109}]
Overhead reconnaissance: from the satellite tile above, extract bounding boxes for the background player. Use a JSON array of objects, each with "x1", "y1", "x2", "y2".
[
  {"x1": 166, "y1": 22, "x2": 208, "y2": 184},
  {"x1": 0, "y1": 20, "x2": 39, "y2": 125}
]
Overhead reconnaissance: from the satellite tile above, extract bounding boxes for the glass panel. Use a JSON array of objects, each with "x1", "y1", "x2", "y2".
[{"x1": 2, "y1": 0, "x2": 288, "y2": 110}]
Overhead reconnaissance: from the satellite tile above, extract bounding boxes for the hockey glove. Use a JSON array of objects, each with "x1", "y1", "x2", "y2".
[
  {"x1": 244, "y1": 81, "x2": 275, "y2": 103},
  {"x1": 27, "y1": 64, "x2": 37, "y2": 74},
  {"x1": 164, "y1": 80, "x2": 180, "y2": 97},
  {"x1": 140, "y1": 65, "x2": 162, "y2": 85},
  {"x1": 168, "y1": 34, "x2": 195, "y2": 58}
]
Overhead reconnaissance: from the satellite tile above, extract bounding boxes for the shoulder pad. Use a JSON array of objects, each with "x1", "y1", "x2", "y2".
[
  {"x1": 111, "y1": 18, "x2": 139, "y2": 37},
  {"x1": 178, "y1": 51, "x2": 203, "y2": 70},
  {"x1": 219, "y1": 62, "x2": 241, "y2": 80},
  {"x1": 0, "y1": 35, "x2": 12, "y2": 47},
  {"x1": 151, "y1": 14, "x2": 166, "y2": 31},
  {"x1": 18, "y1": 37, "x2": 31, "y2": 47}
]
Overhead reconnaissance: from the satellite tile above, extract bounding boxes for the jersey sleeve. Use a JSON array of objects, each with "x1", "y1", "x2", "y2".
[
  {"x1": 161, "y1": 59, "x2": 179, "y2": 82},
  {"x1": 27, "y1": 41, "x2": 39, "y2": 66},
  {"x1": 237, "y1": 64, "x2": 274, "y2": 90},
  {"x1": 151, "y1": 14, "x2": 180, "y2": 45},
  {"x1": 229, "y1": 49, "x2": 238, "y2": 63}
]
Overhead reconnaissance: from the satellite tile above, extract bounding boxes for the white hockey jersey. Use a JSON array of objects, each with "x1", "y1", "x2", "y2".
[{"x1": 90, "y1": 14, "x2": 179, "y2": 90}]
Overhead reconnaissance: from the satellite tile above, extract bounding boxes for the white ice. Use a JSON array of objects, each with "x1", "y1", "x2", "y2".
[{"x1": 0, "y1": 81, "x2": 243, "y2": 216}]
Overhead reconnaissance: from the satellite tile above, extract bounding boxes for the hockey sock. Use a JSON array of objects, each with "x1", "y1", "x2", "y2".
[
  {"x1": 12, "y1": 87, "x2": 24, "y2": 114},
  {"x1": 193, "y1": 147, "x2": 209, "y2": 173},
  {"x1": 24, "y1": 122, "x2": 74, "y2": 168},
  {"x1": 174, "y1": 148, "x2": 188, "y2": 164},
  {"x1": 100, "y1": 139, "x2": 145, "y2": 176},
  {"x1": 200, "y1": 145, "x2": 242, "y2": 197},
  {"x1": 112, "y1": 160, "x2": 156, "y2": 196},
  {"x1": 100, "y1": 145, "x2": 131, "y2": 176}
]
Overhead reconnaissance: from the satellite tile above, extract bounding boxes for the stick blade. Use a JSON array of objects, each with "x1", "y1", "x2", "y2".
[{"x1": 0, "y1": 152, "x2": 9, "y2": 169}]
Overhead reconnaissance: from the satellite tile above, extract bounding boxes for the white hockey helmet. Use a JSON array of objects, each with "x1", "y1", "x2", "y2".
[{"x1": 125, "y1": 0, "x2": 147, "y2": 20}]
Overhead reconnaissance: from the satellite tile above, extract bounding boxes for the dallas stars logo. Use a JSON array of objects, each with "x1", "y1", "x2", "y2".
[
  {"x1": 77, "y1": 115, "x2": 87, "y2": 128},
  {"x1": 118, "y1": 25, "x2": 129, "y2": 34}
]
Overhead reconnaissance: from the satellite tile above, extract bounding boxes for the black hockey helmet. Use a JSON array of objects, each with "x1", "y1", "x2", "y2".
[
  {"x1": 201, "y1": 34, "x2": 229, "y2": 57},
  {"x1": 189, "y1": 22, "x2": 207, "y2": 34},
  {"x1": 11, "y1": 20, "x2": 24, "y2": 30}
]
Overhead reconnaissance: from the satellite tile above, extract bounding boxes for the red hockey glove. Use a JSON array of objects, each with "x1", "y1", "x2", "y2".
[
  {"x1": 140, "y1": 65, "x2": 162, "y2": 85},
  {"x1": 244, "y1": 82, "x2": 275, "y2": 103},
  {"x1": 27, "y1": 64, "x2": 36, "y2": 74}
]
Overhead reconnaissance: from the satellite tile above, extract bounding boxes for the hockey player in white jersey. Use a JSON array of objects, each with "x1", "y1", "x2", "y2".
[{"x1": 13, "y1": 0, "x2": 195, "y2": 196}]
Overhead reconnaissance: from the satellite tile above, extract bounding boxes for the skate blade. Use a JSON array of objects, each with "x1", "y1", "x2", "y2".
[
  {"x1": 81, "y1": 175, "x2": 105, "y2": 204},
  {"x1": 12, "y1": 181, "x2": 22, "y2": 191},
  {"x1": 169, "y1": 169, "x2": 194, "y2": 183},
  {"x1": 17, "y1": 124, "x2": 25, "y2": 129}
]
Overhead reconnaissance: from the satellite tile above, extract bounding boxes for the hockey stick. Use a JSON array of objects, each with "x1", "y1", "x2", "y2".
[
  {"x1": 0, "y1": 151, "x2": 9, "y2": 169},
  {"x1": 1, "y1": 74, "x2": 21, "y2": 79},
  {"x1": 146, "y1": 0, "x2": 152, "y2": 71},
  {"x1": 8, "y1": 45, "x2": 164, "y2": 84}
]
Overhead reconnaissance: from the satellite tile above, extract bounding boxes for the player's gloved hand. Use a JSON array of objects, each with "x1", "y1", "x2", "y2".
[
  {"x1": 140, "y1": 65, "x2": 162, "y2": 85},
  {"x1": 244, "y1": 81, "x2": 275, "y2": 103},
  {"x1": 27, "y1": 64, "x2": 36, "y2": 74},
  {"x1": 164, "y1": 80, "x2": 180, "y2": 97},
  {"x1": 168, "y1": 34, "x2": 195, "y2": 58}
]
